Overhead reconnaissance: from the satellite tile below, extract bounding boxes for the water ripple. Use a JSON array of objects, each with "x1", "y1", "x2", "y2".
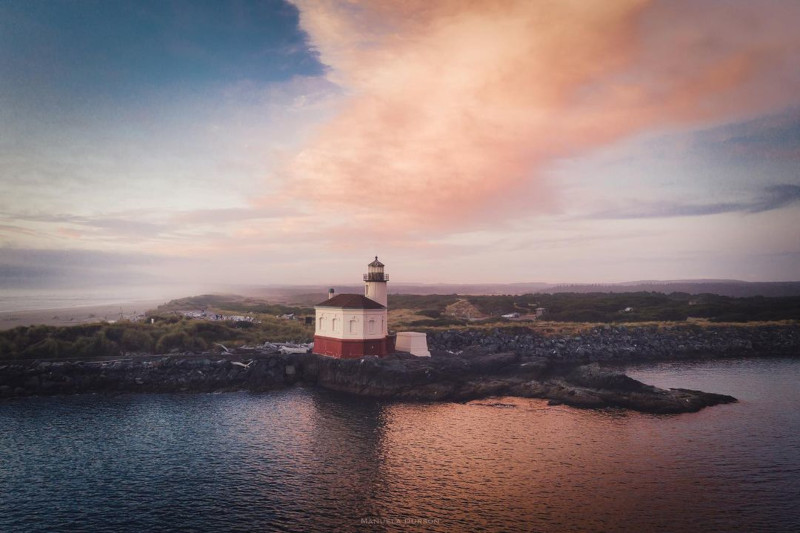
[{"x1": 1, "y1": 360, "x2": 799, "y2": 532}]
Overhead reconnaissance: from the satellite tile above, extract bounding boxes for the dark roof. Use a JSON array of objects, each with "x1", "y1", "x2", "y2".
[
  {"x1": 315, "y1": 293, "x2": 385, "y2": 309},
  {"x1": 368, "y1": 256, "x2": 384, "y2": 267}
]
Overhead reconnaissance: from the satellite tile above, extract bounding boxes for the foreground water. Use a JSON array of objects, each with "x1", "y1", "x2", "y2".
[{"x1": 1, "y1": 359, "x2": 798, "y2": 532}]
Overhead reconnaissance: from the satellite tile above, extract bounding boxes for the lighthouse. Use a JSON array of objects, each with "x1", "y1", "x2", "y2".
[
  {"x1": 312, "y1": 257, "x2": 394, "y2": 358},
  {"x1": 364, "y1": 256, "x2": 388, "y2": 307}
]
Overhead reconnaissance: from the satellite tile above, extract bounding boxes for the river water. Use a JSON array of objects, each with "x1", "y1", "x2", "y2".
[{"x1": 1, "y1": 358, "x2": 798, "y2": 532}]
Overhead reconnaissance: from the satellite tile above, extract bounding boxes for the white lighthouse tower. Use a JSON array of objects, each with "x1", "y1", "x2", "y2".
[{"x1": 364, "y1": 256, "x2": 388, "y2": 307}]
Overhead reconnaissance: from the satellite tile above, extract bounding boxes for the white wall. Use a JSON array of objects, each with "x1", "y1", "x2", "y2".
[
  {"x1": 364, "y1": 281, "x2": 388, "y2": 307},
  {"x1": 315, "y1": 307, "x2": 387, "y2": 340}
]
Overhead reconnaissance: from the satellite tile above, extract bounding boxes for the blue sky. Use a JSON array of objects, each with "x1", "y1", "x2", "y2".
[
  {"x1": 1, "y1": 0, "x2": 799, "y2": 293},
  {"x1": 1, "y1": 0, "x2": 321, "y2": 96}
]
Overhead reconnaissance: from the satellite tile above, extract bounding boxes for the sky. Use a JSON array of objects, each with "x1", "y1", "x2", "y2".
[{"x1": 1, "y1": 0, "x2": 799, "y2": 293}]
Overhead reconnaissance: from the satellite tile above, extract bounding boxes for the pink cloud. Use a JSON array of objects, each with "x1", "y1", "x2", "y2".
[{"x1": 283, "y1": 0, "x2": 800, "y2": 235}]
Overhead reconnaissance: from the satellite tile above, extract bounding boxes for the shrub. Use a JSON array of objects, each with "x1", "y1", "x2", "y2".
[
  {"x1": 155, "y1": 332, "x2": 190, "y2": 353},
  {"x1": 121, "y1": 328, "x2": 155, "y2": 353},
  {"x1": 22, "y1": 338, "x2": 62, "y2": 359},
  {"x1": 408, "y1": 317, "x2": 467, "y2": 327},
  {"x1": 71, "y1": 332, "x2": 120, "y2": 358}
]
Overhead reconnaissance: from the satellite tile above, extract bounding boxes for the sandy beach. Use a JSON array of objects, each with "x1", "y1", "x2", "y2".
[{"x1": 0, "y1": 300, "x2": 166, "y2": 331}]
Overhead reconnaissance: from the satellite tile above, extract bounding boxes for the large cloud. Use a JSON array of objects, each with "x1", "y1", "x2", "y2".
[{"x1": 284, "y1": 0, "x2": 800, "y2": 233}]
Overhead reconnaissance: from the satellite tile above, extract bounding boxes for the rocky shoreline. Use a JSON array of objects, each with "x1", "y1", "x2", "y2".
[
  {"x1": 1, "y1": 324, "x2": 797, "y2": 413},
  {"x1": 0, "y1": 350, "x2": 737, "y2": 413},
  {"x1": 427, "y1": 323, "x2": 800, "y2": 362}
]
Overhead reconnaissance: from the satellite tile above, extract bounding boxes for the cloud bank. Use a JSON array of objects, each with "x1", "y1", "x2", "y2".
[
  {"x1": 593, "y1": 184, "x2": 800, "y2": 220},
  {"x1": 3, "y1": 1, "x2": 800, "y2": 287},
  {"x1": 285, "y1": 0, "x2": 800, "y2": 232}
]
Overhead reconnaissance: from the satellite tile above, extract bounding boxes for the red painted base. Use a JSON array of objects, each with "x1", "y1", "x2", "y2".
[{"x1": 313, "y1": 335, "x2": 395, "y2": 358}]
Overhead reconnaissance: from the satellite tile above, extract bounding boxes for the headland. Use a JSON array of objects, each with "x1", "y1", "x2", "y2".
[{"x1": 3, "y1": 323, "x2": 797, "y2": 413}]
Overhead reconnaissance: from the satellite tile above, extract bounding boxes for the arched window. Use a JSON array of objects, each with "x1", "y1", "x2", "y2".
[
  {"x1": 332, "y1": 318, "x2": 338, "y2": 332},
  {"x1": 318, "y1": 316, "x2": 324, "y2": 331},
  {"x1": 368, "y1": 319, "x2": 375, "y2": 334},
  {"x1": 349, "y1": 319, "x2": 356, "y2": 333}
]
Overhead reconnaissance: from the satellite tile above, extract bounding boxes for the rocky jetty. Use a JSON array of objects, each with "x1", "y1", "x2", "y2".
[
  {"x1": 299, "y1": 349, "x2": 736, "y2": 413},
  {"x1": 1, "y1": 345, "x2": 738, "y2": 413},
  {"x1": 0, "y1": 355, "x2": 289, "y2": 396},
  {"x1": 428, "y1": 324, "x2": 800, "y2": 362},
  {"x1": 3, "y1": 324, "x2": 795, "y2": 412}
]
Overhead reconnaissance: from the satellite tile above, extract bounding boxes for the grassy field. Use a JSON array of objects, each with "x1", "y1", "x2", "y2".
[
  {"x1": 0, "y1": 296, "x2": 315, "y2": 361},
  {"x1": 388, "y1": 291, "x2": 800, "y2": 331}
]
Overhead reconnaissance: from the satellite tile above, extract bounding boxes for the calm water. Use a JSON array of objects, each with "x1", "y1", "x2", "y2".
[{"x1": 1, "y1": 359, "x2": 799, "y2": 532}]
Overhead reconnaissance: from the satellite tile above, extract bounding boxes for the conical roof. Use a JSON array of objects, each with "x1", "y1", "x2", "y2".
[{"x1": 368, "y1": 256, "x2": 384, "y2": 267}]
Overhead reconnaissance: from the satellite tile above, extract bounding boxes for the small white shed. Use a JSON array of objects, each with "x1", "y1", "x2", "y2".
[{"x1": 395, "y1": 332, "x2": 431, "y2": 357}]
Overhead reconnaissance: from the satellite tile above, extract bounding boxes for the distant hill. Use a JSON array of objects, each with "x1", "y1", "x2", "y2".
[
  {"x1": 544, "y1": 281, "x2": 800, "y2": 298},
  {"x1": 225, "y1": 280, "x2": 800, "y2": 302}
]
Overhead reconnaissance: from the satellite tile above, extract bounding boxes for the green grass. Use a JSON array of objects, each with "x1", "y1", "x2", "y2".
[
  {"x1": 0, "y1": 313, "x2": 313, "y2": 361},
  {"x1": 462, "y1": 292, "x2": 800, "y2": 323}
]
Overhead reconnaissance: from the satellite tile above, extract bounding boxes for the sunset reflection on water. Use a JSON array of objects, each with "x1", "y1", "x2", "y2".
[
  {"x1": 297, "y1": 363, "x2": 798, "y2": 533},
  {"x1": 1, "y1": 360, "x2": 798, "y2": 532}
]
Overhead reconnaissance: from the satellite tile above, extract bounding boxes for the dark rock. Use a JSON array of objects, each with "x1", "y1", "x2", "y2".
[
  {"x1": 428, "y1": 324, "x2": 799, "y2": 364},
  {"x1": 565, "y1": 364, "x2": 651, "y2": 393}
]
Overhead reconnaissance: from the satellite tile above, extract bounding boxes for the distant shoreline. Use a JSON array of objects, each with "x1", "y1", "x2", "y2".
[{"x1": 0, "y1": 300, "x2": 165, "y2": 331}]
